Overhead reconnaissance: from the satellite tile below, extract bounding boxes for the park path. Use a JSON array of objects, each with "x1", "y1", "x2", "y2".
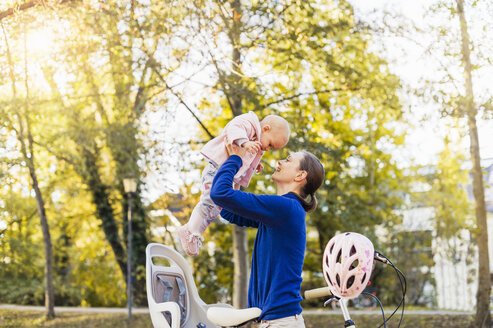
[{"x1": 0, "y1": 304, "x2": 475, "y2": 315}]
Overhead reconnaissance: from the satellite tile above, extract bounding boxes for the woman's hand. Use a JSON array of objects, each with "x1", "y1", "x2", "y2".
[
  {"x1": 225, "y1": 141, "x2": 247, "y2": 159},
  {"x1": 242, "y1": 141, "x2": 262, "y2": 154}
]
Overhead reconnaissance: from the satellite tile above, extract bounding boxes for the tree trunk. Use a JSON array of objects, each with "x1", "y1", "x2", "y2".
[
  {"x1": 123, "y1": 187, "x2": 148, "y2": 306},
  {"x1": 27, "y1": 143, "x2": 56, "y2": 319},
  {"x1": 456, "y1": 1, "x2": 491, "y2": 326},
  {"x1": 229, "y1": 0, "x2": 249, "y2": 308},
  {"x1": 233, "y1": 225, "x2": 249, "y2": 308},
  {"x1": 16, "y1": 114, "x2": 55, "y2": 318},
  {"x1": 3, "y1": 23, "x2": 55, "y2": 318},
  {"x1": 82, "y1": 147, "x2": 128, "y2": 278}
]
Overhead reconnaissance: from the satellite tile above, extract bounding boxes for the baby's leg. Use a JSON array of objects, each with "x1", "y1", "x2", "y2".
[
  {"x1": 179, "y1": 163, "x2": 220, "y2": 256},
  {"x1": 188, "y1": 163, "x2": 221, "y2": 234}
]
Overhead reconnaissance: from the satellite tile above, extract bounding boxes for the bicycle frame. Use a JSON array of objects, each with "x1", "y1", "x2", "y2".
[
  {"x1": 147, "y1": 243, "x2": 386, "y2": 328},
  {"x1": 305, "y1": 288, "x2": 357, "y2": 328},
  {"x1": 339, "y1": 299, "x2": 356, "y2": 328}
]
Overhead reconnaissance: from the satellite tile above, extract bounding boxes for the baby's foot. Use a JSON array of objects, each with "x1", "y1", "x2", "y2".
[{"x1": 178, "y1": 225, "x2": 204, "y2": 256}]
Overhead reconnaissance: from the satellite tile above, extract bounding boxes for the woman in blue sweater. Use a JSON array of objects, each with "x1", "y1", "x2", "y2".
[{"x1": 210, "y1": 143, "x2": 324, "y2": 328}]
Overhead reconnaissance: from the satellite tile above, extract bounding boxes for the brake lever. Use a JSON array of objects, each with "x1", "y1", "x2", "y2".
[{"x1": 324, "y1": 297, "x2": 340, "y2": 307}]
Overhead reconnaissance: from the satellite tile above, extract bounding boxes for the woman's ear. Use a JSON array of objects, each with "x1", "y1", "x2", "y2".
[{"x1": 295, "y1": 170, "x2": 307, "y2": 182}]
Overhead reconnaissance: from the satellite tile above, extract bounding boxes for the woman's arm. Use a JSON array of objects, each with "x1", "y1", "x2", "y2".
[
  {"x1": 220, "y1": 208, "x2": 259, "y2": 228},
  {"x1": 210, "y1": 155, "x2": 292, "y2": 227}
]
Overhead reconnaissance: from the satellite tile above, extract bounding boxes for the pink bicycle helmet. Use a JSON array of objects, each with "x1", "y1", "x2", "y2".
[{"x1": 322, "y1": 232, "x2": 374, "y2": 299}]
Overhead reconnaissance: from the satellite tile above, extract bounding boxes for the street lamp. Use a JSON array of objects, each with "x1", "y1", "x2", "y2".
[{"x1": 123, "y1": 177, "x2": 137, "y2": 319}]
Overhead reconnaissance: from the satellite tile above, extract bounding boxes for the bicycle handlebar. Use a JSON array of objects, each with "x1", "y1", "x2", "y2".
[{"x1": 304, "y1": 287, "x2": 331, "y2": 300}]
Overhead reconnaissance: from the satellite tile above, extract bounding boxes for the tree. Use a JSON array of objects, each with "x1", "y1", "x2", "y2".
[
  {"x1": 255, "y1": 0, "x2": 407, "y2": 269},
  {"x1": 1, "y1": 0, "x2": 191, "y2": 306},
  {"x1": 177, "y1": 0, "x2": 409, "y2": 305},
  {"x1": 455, "y1": 1, "x2": 490, "y2": 325},
  {"x1": 0, "y1": 0, "x2": 75, "y2": 21},
  {"x1": 1, "y1": 21, "x2": 55, "y2": 318},
  {"x1": 354, "y1": 0, "x2": 492, "y2": 314},
  {"x1": 33, "y1": 1, "x2": 189, "y2": 305}
]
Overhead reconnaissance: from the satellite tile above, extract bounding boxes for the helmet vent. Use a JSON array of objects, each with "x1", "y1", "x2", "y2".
[
  {"x1": 336, "y1": 273, "x2": 341, "y2": 286},
  {"x1": 361, "y1": 273, "x2": 367, "y2": 283},
  {"x1": 347, "y1": 275, "x2": 355, "y2": 289},
  {"x1": 350, "y1": 245, "x2": 357, "y2": 256},
  {"x1": 349, "y1": 259, "x2": 359, "y2": 270},
  {"x1": 329, "y1": 243, "x2": 335, "y2": 254},
  {"x1": 336, "y1": 249, "x2": 342, "y2": 263}
]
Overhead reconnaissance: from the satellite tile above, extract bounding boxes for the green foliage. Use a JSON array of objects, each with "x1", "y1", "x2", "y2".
[
  {"x1": 168, "y1": 0, "x2": 410, "y2": 304},
  {"x1": 426, "y1": 138, "x2": 474, "y2": 242},
  {"x1": 193, "y1": 223, "x2": 235, "y2": 304},
  {"x1": 374, "y1": 230, "x2": 435, "y2": 306},
  {"x1": 1, "y1": 0, "x2": 413, "y2": 309}
]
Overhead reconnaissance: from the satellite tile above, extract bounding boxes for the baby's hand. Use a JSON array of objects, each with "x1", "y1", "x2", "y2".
[
  {"x1": 242, "y1": 141, "x2": 262, "y2": 154},
  {"x1": 255, "y1": 163, "x2": 264, "y2": 174}
]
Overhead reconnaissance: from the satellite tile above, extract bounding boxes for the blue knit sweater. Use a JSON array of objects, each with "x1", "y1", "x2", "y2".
[{"x1": 210, "y1": 155, "x2": 306, "y2": 321}]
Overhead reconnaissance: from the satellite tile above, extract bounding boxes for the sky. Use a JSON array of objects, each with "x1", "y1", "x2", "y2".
[{"x1": 349, "y1": 0, "x2": 493, "y2": 164}]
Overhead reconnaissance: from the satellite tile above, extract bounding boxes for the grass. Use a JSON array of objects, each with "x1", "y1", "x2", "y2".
[
  {"x1": 0, "y1": 309, "x2": 475, "y2": 327},
  {"x1": 0, "y1": 310, "x2": 153, "y2": 328},
  {"x1": 303, "y1": 313, "x2": 474, "y2": 328}
]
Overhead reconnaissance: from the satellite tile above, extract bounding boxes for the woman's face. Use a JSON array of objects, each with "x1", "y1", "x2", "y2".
[{"x1": 272, "y1": 152, "x2": 304, "y2": 184}]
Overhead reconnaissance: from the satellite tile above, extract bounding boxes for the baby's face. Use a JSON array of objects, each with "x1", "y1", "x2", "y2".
[{"x1": 260, "y1": 128, "x2": 289, "y2": 151}]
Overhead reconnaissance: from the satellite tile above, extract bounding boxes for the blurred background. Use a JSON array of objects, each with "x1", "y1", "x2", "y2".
[{"x1": 0, "y1": 0, "x2": 492, "y2": 326}]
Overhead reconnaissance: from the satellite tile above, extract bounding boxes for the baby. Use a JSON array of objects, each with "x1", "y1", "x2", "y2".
[{"x1": 178, "y1": 111, "x2": 290, "y2": 256}]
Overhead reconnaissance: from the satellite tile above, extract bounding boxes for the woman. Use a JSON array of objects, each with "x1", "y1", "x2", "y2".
[{"x1": 210, "y1": 143, "x2": 324, "y2": 328}]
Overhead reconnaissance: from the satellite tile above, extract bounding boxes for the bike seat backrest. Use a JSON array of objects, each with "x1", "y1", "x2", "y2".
[
  {"x1": 147, "y1": 243, "x2": 221, "y2": 328},
  {"x1": 153, "y1": 269, "x2": 188, "y2": 326}
]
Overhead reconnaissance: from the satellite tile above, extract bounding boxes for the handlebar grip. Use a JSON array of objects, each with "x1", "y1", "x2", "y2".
[{"x1": 304, "y1": 287, "x2": 331, "y2": 299}]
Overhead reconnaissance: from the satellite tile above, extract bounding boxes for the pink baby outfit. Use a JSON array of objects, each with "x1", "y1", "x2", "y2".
[
  {"x1": 201, "y1": 111, "x2": 264, "y2": 188},
  {"x1": 178, "y1": 111, "x2": 265, "y2": 256}
]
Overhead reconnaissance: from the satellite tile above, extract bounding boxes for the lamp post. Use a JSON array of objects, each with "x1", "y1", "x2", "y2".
[{"x1": 123, "y1": 177, "x2": 137, "y2": 319}]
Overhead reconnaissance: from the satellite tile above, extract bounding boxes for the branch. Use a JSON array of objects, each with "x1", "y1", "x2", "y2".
[
  {"x1": 0, "y1": 0, "x2": 76, "y2": 21},
  {"x1": 33, "y1": 140, "x2": 76, "y2": 165},
  {"x1": 261, "y1": 87, "x2": 356, "y2": 110},
  {"x1": 128, "y1": 13, "x2": 216, "y2": 141},
  {"x1": 146, "y1": 56, "x2": 215, "y2": 140}
]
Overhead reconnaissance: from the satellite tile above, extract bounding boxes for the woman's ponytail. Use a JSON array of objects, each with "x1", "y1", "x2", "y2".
[{"x1": 291, "y1": 151, "x2": 324, "y2": 212}]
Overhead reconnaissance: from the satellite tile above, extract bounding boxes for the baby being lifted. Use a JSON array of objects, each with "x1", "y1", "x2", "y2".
[{"x1": 178, "y1": 111, "x2": 290, "y2": 255}]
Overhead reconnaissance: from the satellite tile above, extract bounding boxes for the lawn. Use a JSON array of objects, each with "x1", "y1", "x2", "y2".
[
  {"x1": 0, "y1": 310, "x2": 152, "y2": 328},
  {"x1": 0, "y1": 309, "x2": 475, "y2": 327}
]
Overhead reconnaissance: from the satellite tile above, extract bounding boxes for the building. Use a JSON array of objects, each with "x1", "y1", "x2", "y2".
[{"x1": 401, "y1": 160, "x2": 493, "y2": 310}]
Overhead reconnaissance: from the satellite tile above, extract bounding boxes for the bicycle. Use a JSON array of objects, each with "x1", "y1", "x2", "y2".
[{"x1": 146, "y1": 232, "x2": 406, "y2": 328}]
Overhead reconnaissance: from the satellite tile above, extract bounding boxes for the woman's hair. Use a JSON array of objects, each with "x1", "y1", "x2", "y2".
[{"x1": 290, "y1": 150, "x2": 325, "y2": 212}]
